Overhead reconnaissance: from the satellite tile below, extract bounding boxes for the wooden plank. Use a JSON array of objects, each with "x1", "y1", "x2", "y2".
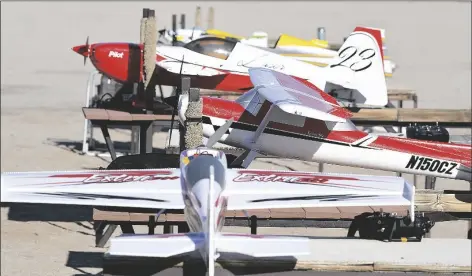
[
  {"x1": 352, "y1": 108, "x2": 472, "y2": 123},
  {"x1": 246, "y1": 209, "x2": 270, "y2": 218},
  {"x1": 131, "y1": 114, "x2": 172, "y2": 121},
  {"x1": 352, "y1": 109, "x2": 398, "y2": 121},
  {"x1": 106, "y1": 110, "x2": 133, "y2": 121},
  {"x1": 165, "y1": 213, "x2": 185, "y2": 222},
  {"x1": 129, "y1": 213, "x2": 153, "y2": 222},
  {"x1": 304, "y1": 207, "x2": 341, "y2": 219},
  {"x1": 415, "y1": 191, "x2": 472, "y2": 213},
  {"x1": 83, "y1": 108, "x2": 109, "y2": 120},
  {"x1": 234, "y1": 210, "x2": 247, "y2": 218},
  {"x1": 398, "y1": 109, "x2": 471, "y2": 123},
  {"x1": 225, "y1": 210, "x2": 235, "y2": 219},
  {"x1": 93, "y1": 208, "x2": 130, "y2": 221},
  {"x1": 387, "y1": 89, "x2": 416, "y2": 101},
  {"x1": 270, "y1": 208, "x2": 305, "y2": 219}
]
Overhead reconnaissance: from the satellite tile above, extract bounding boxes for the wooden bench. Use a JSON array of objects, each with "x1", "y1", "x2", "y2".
[
  {"x1": 351, "y1": 108, "x2": 471, "y2": 127},
  {"x1": 82, "y1": 108, "x2": 172, "y2": 159},
  {"x1": 91, "y1": 190, "x2": 471, "y2": 247}
]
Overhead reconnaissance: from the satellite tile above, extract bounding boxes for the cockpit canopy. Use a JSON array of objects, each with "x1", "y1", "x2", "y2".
[
  {"x1": 183, "y1": 36, "x2": 238, "y2": 60},
  {"x1": 180, "y1": 148, "x2": 227, "y2": 190},
  {"x1": 180, "y1": 148, "x2": 228, "y2": 169}
]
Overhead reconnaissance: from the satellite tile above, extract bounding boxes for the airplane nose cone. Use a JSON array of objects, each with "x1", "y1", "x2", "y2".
[{"x1": 72, "y1": 44, "x2": 90, "y2": 57}]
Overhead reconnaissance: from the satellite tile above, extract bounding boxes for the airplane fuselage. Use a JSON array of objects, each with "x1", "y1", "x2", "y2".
[
  {"x1": 155, "y1": 42, "x2": 329, "y2": 92},
  {"x1": 197, "y1": 97, "x2": 471, "y2": 182}
]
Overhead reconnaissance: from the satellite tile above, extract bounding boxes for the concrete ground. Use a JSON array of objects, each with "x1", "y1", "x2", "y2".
[{"x1": 1, "y1": 1, "x2": 471, "y2": 276}]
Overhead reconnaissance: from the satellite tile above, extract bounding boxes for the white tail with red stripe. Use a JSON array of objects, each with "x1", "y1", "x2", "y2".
[{"x1": 323, "y1": 27, "x2": 388, "y2": 107}]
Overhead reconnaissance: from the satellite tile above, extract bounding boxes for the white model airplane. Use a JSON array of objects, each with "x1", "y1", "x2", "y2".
[
  {"x1": 73, "y1": 26, "x2": 390, "y2": 107},
  {"x1": 1, "y1": 147, "x2": 415, "y2": 276},
  {"x1": 154, "y1": 26, "x2": 388, "y2": 107},
  {"x1": 270, "y1": 28, "x2": 396, "y2": 78},
  {"x1": 173, "y1": 27, "x2": 396, "y2": 77},
  {"x1": 176, "y1": 68, "x2": 472, "y2": 182}
]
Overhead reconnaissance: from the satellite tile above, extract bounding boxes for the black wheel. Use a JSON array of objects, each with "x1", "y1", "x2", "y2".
[{"x1": 468, "y1": 228, "x2": 472, "y2": 240}]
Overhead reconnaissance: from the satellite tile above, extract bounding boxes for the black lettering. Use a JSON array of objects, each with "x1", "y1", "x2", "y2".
[
  {"x1": 429, "y1": 160, "x2": 440, "y2": 172},
  {"x1": 330, "y1": 46, "x2": 357, "y2": 70},
  {"x1": 352, "y1": 49, "x2": 375, "y2": 71},
  {"x1": 420, "y1": 158, "x2": 433, "y2": 171},
  {"x1": 445, "y1": 163, "x2": 458, "y2": 175},
  {"x1": 405, "y1": 155, "x2": 419, "y2": 169},
  {"x1": 415, "y1": 157, "x2": 425, "y2": 170},
  {"x1": 437, "y1": 161, "x2": 449, "y2": 173},
  {"x1": 330, "y1": 46, "x2": 376, "y2": 72}
]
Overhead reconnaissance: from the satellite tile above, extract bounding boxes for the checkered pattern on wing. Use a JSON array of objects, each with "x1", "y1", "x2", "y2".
[{"x1": 202, "y1": 116, "x2": 233, "y2": 135}]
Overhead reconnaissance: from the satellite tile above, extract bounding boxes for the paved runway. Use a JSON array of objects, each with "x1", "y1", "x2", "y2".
[{"x1": 103, "y1": 267, "x2": 470, "y2": 276}]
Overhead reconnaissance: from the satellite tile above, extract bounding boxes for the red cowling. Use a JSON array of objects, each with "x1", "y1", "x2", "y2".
[{"x1": 72, "y1": 42, "x2": 144, "y2": 83}]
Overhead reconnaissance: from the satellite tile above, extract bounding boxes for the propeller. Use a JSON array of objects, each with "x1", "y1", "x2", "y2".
[
  {"x1": 72, "y1": 36, "x2": 90, "y2": 65},
  {"x1": 84, "y1": 36, "x2": 89, "y2": 65},
  {"x1": 168, "y1": 56, "x2": 185, "y2": 148}
]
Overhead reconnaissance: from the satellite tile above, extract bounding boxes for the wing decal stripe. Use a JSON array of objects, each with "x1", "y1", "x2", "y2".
[
  {"x1": 249, "y1": 194, "x2": 378, "y2": 203},
  {"x1": 203, "y1": 116, "x2": 378, "y2": 149}
]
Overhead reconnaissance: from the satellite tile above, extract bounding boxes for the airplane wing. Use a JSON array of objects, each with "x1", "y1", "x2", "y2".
[
  {"x1": 1, "y1": 169, "x2": 185, "y2": 209},
  {"x1": 223, "y1": 169, "x2": 414, "y2": 212},
  {"x1": 248, "y1": 67, "x2": 352, "y2": 122}
]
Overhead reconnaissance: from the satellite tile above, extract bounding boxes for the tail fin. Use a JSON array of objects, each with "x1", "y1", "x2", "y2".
[
  {"x1": 216, "y1": 233, "x2": 310, "y2": 257},
  {"x1": 108, "y1": 233, "x2": 205, "y2": 258},
  {"x1": 324, "y1": 27, "x2": 388, "y2": 107}
]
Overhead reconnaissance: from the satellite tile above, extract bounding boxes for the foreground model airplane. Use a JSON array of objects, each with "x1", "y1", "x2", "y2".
[
  {"x1": 176, "y1": 68, "x2": 472, "y2": 182},
  {"x1": 1, "y1": 147, "x2": 415, "y2": 276},
  {"x1": 73, "y1": 26, "x2": 389, "y2": 107}
]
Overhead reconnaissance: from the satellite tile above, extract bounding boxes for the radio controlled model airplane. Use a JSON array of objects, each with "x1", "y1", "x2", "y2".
[
  {"x1": 73, "y1": 27, "x2": 390, "y2": 107},
  {"x1": 175, "y1": 68, "x2": 472, "y2": 182},
  {"x1": 1, "y1": 147, "x2": 415, "y2": 276}
]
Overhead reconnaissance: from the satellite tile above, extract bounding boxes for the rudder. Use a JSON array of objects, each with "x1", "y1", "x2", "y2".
[{"x1": 324, "y1": 27, "x2": 388, "y2": 107}]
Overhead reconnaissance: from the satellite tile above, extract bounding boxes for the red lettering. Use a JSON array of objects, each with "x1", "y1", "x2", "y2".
[
  {"x1": 82, "y1": 174, "x2": 178, "y2": 183},
  {"x1": 233, "y1": 173, "x2": 300, "y2": 183}
]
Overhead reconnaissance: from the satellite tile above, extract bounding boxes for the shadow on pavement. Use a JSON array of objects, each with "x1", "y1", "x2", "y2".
[{"x1": 4, "y1": 203, "x2": 92, "y2": 222}]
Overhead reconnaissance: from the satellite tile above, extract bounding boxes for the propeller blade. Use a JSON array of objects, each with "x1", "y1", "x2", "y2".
[{"x1": 84, "y1": 36, "x2": 90, "y2": 66}]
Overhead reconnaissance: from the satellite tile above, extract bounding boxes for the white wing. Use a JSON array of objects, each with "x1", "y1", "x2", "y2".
[
  {"x1": 1, "y1": 169, "x2": 185, "y2": 209},
  {"x1": 223, "y1": 169, "x2": 414, "y2": 211},
  {"x1": 247, "y1": 67, "x2": 352, "y2": 122}
]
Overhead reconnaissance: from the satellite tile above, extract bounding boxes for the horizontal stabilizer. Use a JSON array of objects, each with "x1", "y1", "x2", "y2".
[
  {"x1": 108, "y1": 233, "x2": 204, "y2": 258},
  {"x1": 216, "y1": 233, "x2": 310, "y2": 257}
]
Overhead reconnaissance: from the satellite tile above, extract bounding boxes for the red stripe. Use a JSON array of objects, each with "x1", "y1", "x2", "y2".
[{"x1": 354, "y1": 27, "x2": 384, "y2": 66}]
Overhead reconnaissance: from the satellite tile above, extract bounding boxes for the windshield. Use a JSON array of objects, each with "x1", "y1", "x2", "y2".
[{"x1": 184, "y1": 37, "x2": 237, "y2": 60}]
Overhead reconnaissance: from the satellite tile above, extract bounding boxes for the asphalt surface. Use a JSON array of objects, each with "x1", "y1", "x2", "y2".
[{"x1": 102, "y1": 267, "x2": 471, "y2": 276}]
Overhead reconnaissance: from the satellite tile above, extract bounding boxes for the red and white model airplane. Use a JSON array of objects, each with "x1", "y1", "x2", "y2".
[
  {"x1": 1, "y1": 147, "x2": 415, "y2": 276},
  {"x1": 73, "y1": 27, "x2": 389, "y2": 107},
  {"x1": 179, "y1": 68, "x2": 472, "y2": 182}
]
